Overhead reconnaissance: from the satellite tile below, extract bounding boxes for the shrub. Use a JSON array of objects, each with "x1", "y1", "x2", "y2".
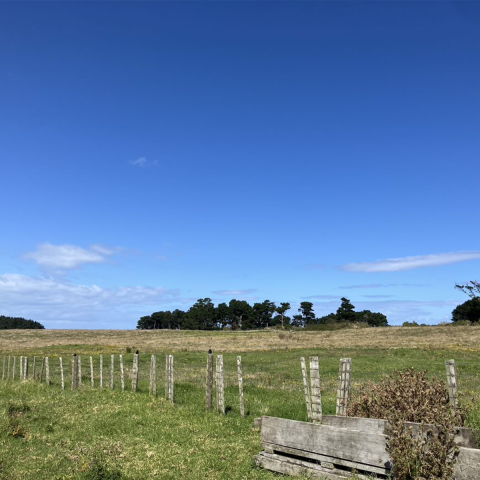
[{"x1": 347, "y1": 369, "x2": 463, "y2": 479}]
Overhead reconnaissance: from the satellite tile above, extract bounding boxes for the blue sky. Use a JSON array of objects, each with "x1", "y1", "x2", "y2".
[{"x1": 1, "y1": 1, "x2": 479, "y2": 328}]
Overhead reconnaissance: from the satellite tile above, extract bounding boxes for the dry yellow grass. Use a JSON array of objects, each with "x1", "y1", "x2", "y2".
[{"x1": 1, "y1": 325, "x2": 480, "y2": 354}]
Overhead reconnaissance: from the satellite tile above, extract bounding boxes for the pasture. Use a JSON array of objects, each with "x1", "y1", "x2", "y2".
[{"x1": 1, "y1": 326, "x2": 480, "y2": 479}]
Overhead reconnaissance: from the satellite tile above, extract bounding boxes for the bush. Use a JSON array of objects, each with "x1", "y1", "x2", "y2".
[
  {"x1": 452, "y1": 298, "x2": 480, "y2": 324},
  {"x1": 347, "y1": 369, "x2": 464, "y2": 479}
]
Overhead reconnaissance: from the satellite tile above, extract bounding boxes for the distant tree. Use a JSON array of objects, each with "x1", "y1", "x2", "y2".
[
  {"x1": 171, "y1": 309, "x2": 185, "y2": 329},
  {"x1": 275, "y1": 302, "x2": 291, "y2": 329},
  {"x1": 229, "y1": 299, "x2": 253, "y2": 330},
  {"x1": 455, "y1": 281, "x2": 480, "y2": 299},
  {"x1": 356, "y1": 310, "x2": 389, "y2": 327},
  {"x1": 185, "y1": 298, "x2": 216, "y2": 330},
  {"x1": 452, "y1": 298, "x2": 480, "y2": 324},
  {"x1": 336, "y1": 297, "x2": 357, "y2": 322},
  {"x1": 298, "y1": 302, "x2": 315, "y2": 327},
  {"x1": 253, "y1": 300, "x2": 277, "y2": 328},
  {"x1": 0, "y1": 315, "x2": 44, "y2": 330},
  {"x1": 216, "y1": 302, "x2": 231, "y2": 329}
]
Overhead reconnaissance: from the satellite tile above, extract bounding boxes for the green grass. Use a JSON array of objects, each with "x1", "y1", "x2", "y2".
[{"x1": 1, "y1": 343, "x2": 480, "y2": 479}]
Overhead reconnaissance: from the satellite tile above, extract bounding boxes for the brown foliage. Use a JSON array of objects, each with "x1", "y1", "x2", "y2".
[{"x1": 347, "y1": 368, "x2": 463, "y2": 480}]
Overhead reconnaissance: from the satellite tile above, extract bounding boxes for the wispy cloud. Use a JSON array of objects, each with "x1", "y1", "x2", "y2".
[
  {"x1": 340, "y1": 283, "x2": 428, "y2": 289},
  {"x1": 130, "y1": 157, "x2": 158, "y2": 167},
  {"x1": 0, "y1": 273, "x2": 182, "y2": 328},
  {"x1": 301, "y1": 295, "x2": 340, "y2": 299},
  {"x1": 342, "y1": 252, "x2": 480, "y2": 273},
  {"x1": 24, "y1": 243, "x2": 120, "y2": 270},
  {"x1": 212, "y1": 289, "x2": 257, "y2": 296},
  {"x1": 362, "y1": 294, "x2": 395, "y2": 298}
]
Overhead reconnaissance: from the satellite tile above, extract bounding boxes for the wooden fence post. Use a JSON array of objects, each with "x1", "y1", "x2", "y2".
[
  {"x1": 46, "y1": 357, "x2": 50, "y2": 386},
  {"x1": 60, "y1": 357, "x2": 65, "y2": 390},
  {"x1": 132, "y1": 351, "x2": 139, "y2": 392},
  {"x1": 149, "y1": 355, "x2": 157, "y2": 396},
  {"x1": 20, "y1": 356, "x2": 23, "y2": 380},
  {"x1": 40, "y1": 357, "x2": 45, "y2": 382},
  {"x1": 237, "y1": 356, "x2": 245, "y2": 417},
  {"x1": 206, "y1": 351, "x2": 214, "y2": 409},
  {"x1": 13, "y1": 356, "x2": 16, "y2": 380},
  {"x1": 300, "y1": 357, "x2": 312, "y2": 422},
  {"x1": 309, "y1": 356, "x2": 322, "y2": 423},
  {"x1": 32, "y1": 356, "x2": 36, "y2": 380},
  {"x1": 78, "y1": 355, "x2": 82, "y2": 387},
  {"x1": 2, "y1": 356, "x2": 5, "y2": 380},
  {"x1": 7, "y1": 356, "x2": 11, "y2": 379},
  {"x1": 90, "y1": 356, "x2": 94, "y2": 387},
  {"x1": 100, "y1": 354, "x2": 103, "y2": 388},
  {"x1": 24, "y1": 356, "x2": 29, "y2": 380},
  {"x1": 167, "y1": 355, "x2": 174, "y2": 403},
  {"x1": 216, "y1": 355, "x2": 225, "y2": 414},
  {"x1": 446, "y1": 359, "x2": 459, "y2": 408},
  {"x1": 72, "y1": 354, "x2": 78, "y2": 390},
  {"x1": 165, "y1": 355, "x2": 169, "y2": 398},
  {"x1": 110, "y1": 355, "x2": 114, "y2": 390},
  {"x1": 119, "y1": 354, "x2": 125, "y2": 391},
  {"x1": 336, "y1": 358, "x2": 352, "y2": 416}
]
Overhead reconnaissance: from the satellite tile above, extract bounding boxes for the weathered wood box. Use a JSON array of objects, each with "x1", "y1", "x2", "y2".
[{"x1": 255, "y1": 416, "x2": 480, "y2": 479}]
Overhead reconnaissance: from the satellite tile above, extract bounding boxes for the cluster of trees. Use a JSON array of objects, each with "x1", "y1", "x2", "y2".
[
  {"x1": 137, "y1": 297, "x2": 388, "y2": 330},
  {"x1": 0, "y1": 315, "x2": 45, "y2": 330},
  {"x1": 452, "y1": 281, "x2": 480, "y2": 324}
]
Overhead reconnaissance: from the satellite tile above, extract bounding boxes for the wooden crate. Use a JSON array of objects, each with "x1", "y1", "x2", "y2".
[{"x1": 255, "y1": 416, "x2": 480, "y2": 479}]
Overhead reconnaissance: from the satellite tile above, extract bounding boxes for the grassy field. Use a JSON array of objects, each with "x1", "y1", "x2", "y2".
[{"x1": 1, "y1": 326, "x2": 480, "y2": 479}]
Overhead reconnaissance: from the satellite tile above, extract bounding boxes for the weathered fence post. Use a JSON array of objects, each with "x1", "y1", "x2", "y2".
[
  {"x1": 310, "y1": 356, "x2": 322, "y2": 423},
  {"x1": 445, "y1": 359, "x2": 459, "y2": 408},
  {"x1": 2, "y1": 356, "x2": 5, "y2": 380},
  {"x1": 109, "y1": 354, "x2": 114, "y2": 390},
  {"x1": 72, "y1": 354, "x2": 78, "y2": 390},
  {"x1": 149, "y1": 355, "x2": 157, "y2": 396},
  {"x1": 24, "y1": 356, "x2": 29, "y2": 380},
  {"x1": 300, "y1": 357, "x2": 312, "y2": 422},
  {"x1": 165, "y1": 354, "x2": 174, "y2": 403},
  {"x1": 132, "y1": 351, "x2": 139, "y2": 392},
  {"x1": 13, "y1": 356, "x2": 16, "y2": 380},
  {"x1": 20, "y1": 356, "x2": 23, "y2": 380},
  {"x1": 40, "y1": 357, "x2": 45, "y2": 382},
  {"x1": 7, "y1": 356, "x2": 11, "y2": 379},
  {"x1": 119, "y1": 354, "x2": 125, "y2": 391},
  {"x1": 90, "y1": 356, "x2": 94, "y2": 387},
  {"x1": 336, "y1": 358, "x2": 352, "y2": 416},
  {"x1": 78, "y1": 355, "x2": 82, "y2": 387},
  {"x1": 32, "y1": 356, "x2": 36, "y2": 380},
  {"x1": 206, "y1": 350, "x2": 214, "y2": 410},
  {"x1": 45, "y1": 357, "x2": 50, "y2": 385},
  {"x1": 99, "y1": 354, "x2": 103, "y2": 388},
  {"x1": 216, "y1": 355, "x2": 225, "y2": 414},
  {"x1": 59, "y1": 357, "x2": 65, "y2": 390},
  {"x1": 237, "y1": 356, "x2": 245, "y2": 417}
]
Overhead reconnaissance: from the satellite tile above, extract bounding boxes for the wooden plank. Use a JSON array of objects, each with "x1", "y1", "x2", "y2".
[
  {"x1": 206, "y1": 352, "x2": 214, "y2": 409},
  {"x1": 255, "y1": 452, "x2": 370, "y2": 479},
  {"x1": 149, "y1": 354, "x2": 156, "y2": 396},
  {"x1": 320, "y1": 415, "x2": 477, "y2": 448},
  {"x1": 300, "y1": 357, "x2": 312, "y2": 422},
  {"x1": 309, "y1": 356, "x2": 322, "y2": 423},
  {"x1": 336, "y1": 358, "x2": 352, "y2": 416},
  {"x1": 260, "y1": 416, "x2": 391, "y2": 469},
  {"x1": 261, "y1": 442, "x2": 390, "y2": 476},
  {"x1": 72, "y1": 354, "x2": 78, "y2": 390},
  {"x1": 237, "y1": 356, "x2": 245, "y2": 417},
  {"x1": 455, "y1": 447, "x2": 480, "y2": 480}
]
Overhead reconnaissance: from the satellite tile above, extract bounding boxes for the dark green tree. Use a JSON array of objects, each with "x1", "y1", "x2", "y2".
[
  {"x1": 452, "y1": 298, "x2": 480, "y2": 324},
  {"x1": 356, "y1": 310, "x2": 389, "y2": 327},
  {"x1": 253, "y1": 300, "x2": 277, "y2": 328},
  {"x1": 184, "y1": 298, "x2": 216, "y2": 330},
  {"x1": 336, "y1": 297, "x2": 357, "y2": 322},
  {"x1": 0, "y1": 315, "x2": 45, "y2": 330},
  {"x1": 298, "y1": 301, "x2": 315, "y2": 327},
  {"x1": 216, "y1": 302, "x2": 231, "y2": 329},
  {"x1": 455, "y1": 281, "x2": 480, "y2": 299},
  {"x1": 275, "y1": 302, "x2": 291, "y2": 329},
  {"x1": 229, "y1": 299, "x2": 253, "y2": 330}
]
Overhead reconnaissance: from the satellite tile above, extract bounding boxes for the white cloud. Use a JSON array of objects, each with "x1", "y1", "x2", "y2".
[
  {"x1": 0, "y1": 273, "x2": 181, "y2": 328},
  {"x1": 24, "y1": 243, "x2": 117, "y2": 270},
  {"x1": 212, "y1": 289, "x2": 257, "y2": 296},
  {"x1": 130, "y1": 157, "x2": 158, "y2": 167},
  {"x1": 342, "y1": 252, "x2": 480, "y2": 273}
]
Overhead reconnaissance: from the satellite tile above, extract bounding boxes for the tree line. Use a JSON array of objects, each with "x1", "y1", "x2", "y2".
[
  {"x1": 0, "y1": 315, "x2": 45, "y2": 330},
  {"x1": 136, "y1": 297, "x2": 389, "y2": 330}
]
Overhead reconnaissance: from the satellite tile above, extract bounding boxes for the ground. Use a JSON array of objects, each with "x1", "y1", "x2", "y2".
[{"x1": 1, "y1": 326, "x2": 479, "y2": 479}]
